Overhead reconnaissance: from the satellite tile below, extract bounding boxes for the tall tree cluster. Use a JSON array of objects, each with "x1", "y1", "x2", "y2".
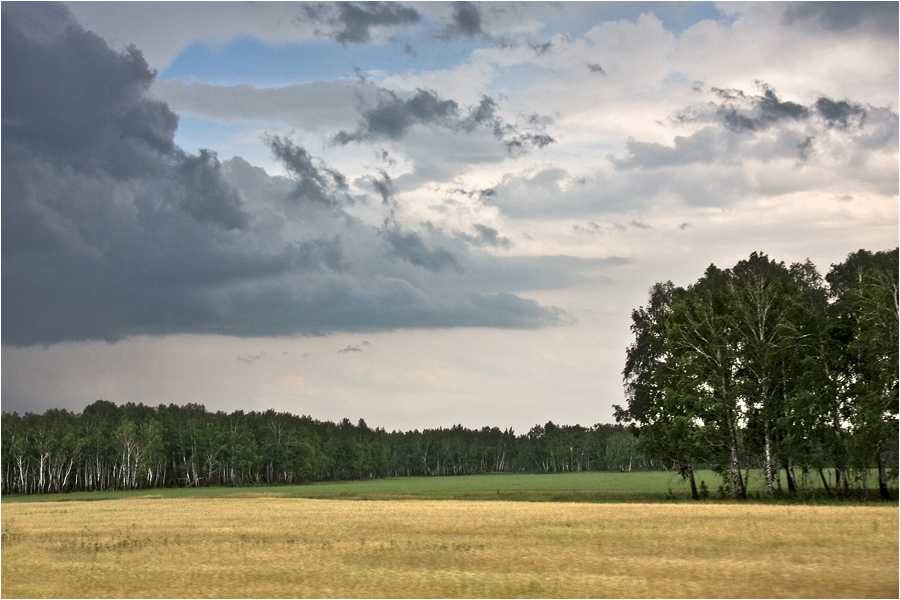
[
  {"x1": 616, "y1": 249, "x2": 899, "y2": 500},
  {"x1": 1, "y1": 402, "x2": 650, "y2": 495}
]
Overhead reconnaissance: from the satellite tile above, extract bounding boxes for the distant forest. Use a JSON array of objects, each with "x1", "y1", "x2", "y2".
[
  {"x1": 2, "y1": 249, "x2": 896, "y2": 500},
  {"x1": 2, "y1": 402, "x2": 647, "y2": 495}
]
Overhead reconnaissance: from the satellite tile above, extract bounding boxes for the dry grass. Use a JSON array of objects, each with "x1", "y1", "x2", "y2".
[{"x1": 2, "y1": 498, "x2": 897, "y2": 598}]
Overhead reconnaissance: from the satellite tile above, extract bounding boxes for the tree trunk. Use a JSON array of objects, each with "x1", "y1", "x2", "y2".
[
  {"x1": 729, "y1": 438, "x2": 746, "y2": 500},
  {"x1": 818, "y1": 467, "x2": 831, "y2": 495},
  {"x1": 688, "y1": 466, "x2": 699, "y2": 501},
  {"x1": 784, "y1": 460, "x2": 797, "y2": 493},
  {"x1": 764, "y1": 428, "x2": 774, "y2": 499},
  {"x1": 861, "y1": 465, "x2": 869, "y2": 501},
  {"x1": 877, "y1": 447, "x2": 891, "y2": 500}
]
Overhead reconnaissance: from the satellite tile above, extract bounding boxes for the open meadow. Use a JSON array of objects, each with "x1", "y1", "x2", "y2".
[
  {"x1": 0, "y1": 469, "x2": 859, "y2": 504},
  {"x1": 2, "y1": 473, "x2": 898, "y2": 598}
]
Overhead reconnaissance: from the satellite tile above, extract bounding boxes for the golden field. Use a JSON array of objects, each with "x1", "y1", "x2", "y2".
[{"x1": 2, "y1": 498, "x2": 897, "y2": 598}]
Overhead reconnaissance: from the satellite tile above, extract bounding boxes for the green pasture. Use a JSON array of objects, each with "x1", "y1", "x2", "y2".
[{"x1": 3, "y1": 469, "x2": 873, "y2": 504}]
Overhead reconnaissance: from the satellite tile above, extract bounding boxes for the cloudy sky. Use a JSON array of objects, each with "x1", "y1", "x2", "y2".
[{"x1": 2, "y1": 2, "x2": 897, "y2": 432}]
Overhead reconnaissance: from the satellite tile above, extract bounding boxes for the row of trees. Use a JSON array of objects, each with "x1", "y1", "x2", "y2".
[
  {"x1": 616, "y1": 248, "x2": 898, "y2": 501},
  {"x1": 1, "y1": 401, "x2": 651, "y2": 495}
]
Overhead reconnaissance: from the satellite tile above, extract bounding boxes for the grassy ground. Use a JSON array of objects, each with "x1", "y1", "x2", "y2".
[
  {"x1": 1, "y1": 469, "x2": 872, "y2": 504},
  {"x1": 2, "y1": 498, "x2": 897, "y2": 598}
]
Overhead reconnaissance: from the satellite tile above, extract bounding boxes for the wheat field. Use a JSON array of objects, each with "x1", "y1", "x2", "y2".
[{"x1": 2, "y1": 498, "x2": 897, "y2": 598}]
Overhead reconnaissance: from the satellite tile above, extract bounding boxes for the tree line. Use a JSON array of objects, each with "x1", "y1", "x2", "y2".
[
  {"x1": 616, "y1": 248, "x2": 898, "y2": 501},
  {"x1": 1, "y1": 401, "x2": 651, "y2": 495}
]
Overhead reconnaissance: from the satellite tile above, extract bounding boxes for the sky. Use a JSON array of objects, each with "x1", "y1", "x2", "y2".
[{"x1": 2, "y1": 1, "x2": 898, "y2": 432}]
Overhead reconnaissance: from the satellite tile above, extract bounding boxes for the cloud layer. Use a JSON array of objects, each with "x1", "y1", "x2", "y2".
[{"x1": 1, "y1": 3, "x2": 568, "y2": 347}]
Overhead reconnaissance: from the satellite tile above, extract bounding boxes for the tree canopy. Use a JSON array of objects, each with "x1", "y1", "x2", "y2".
[
  {"x1": 2, "y1": 403, "x2": 648, "y2": 495},
  {"x1": 616, "y1": 249, "x2": 899, "y2": 500}
]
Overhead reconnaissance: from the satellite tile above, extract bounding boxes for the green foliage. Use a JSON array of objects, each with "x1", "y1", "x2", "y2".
[
  {"x1": 618, "y1": 248, "x2": 899, "y2": 501},
  {"x1": 699, "y1": 480, "x2": 709, "y2": 500},
  {"x1": 1, "y1": 404, "x2": 650, "y2": 496}
]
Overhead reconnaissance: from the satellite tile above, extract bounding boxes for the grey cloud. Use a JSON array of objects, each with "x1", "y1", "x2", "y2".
[
  {"x1": 2, "y1": 3, "x2": 247, "y2": 230},
  {"x1": 782, "y1": 2, "x2": 898, "y2": 35},
  {"x1": 369, "y1": 170, "x2": 396, "y2": 205},
  {"x1": 335, "y1": 88, "x2": 459, "y2": 143},
  {"x1": 711, "y1": 84, "x2": 809, "y2": 133},
  {"x1": 2, "y1": 3, "x2": 566, "y2": 347},
  {"x1": 380, "y1": 222, "x2": 464, "y2": 273},
  {"x1": 488, "y1": 81, "x2": 895, "y2": 223},
  {"x1": 268, "y1": 136, "x2": 349, "y2": 206},
  {"x1": 454, "y1": 224, "x2": 512, "y2": 249},
  {"x1": 294, "y1": 236, "x2": 347, "y2": 273},
  {"x1": 611, "y1": 128, "x2": 730, "y2": 169},
  {"x1": 505, "y1": 133, "x2": 555, "y2": 154},
  {"x1": 334, "y1": 88, "x2": 554, "y2": 155},
  {"x1": 179, "y1": 149, "x2": 248, "y2": 230},
  {"x1": 797, "y1": 136, "x2": 815, "y2": 162},
  {"x1": 528, "y1": 41, "x2": 552, "y2": 55},
  {"x1": 683, "y1": 84, "x2": 880, "y2": 137},
  {"x1": 815, "y1": 97, "x2": 866, "y2": 129},
  {"x1": 220, "y1": 279, "x2": 566, "y2": 337},
  {"x1": 586, "y1": 63, "x2": 606, "y2": 75},
  {"x1": 495, "y1": 36, "x2": 518, "y2": 50},
  {"x1": 438, "y1": 2, "x2": 484, "y2": 41},
  {"x1": 449, "y1": 186, "x2": 497, "y2": 203},
  {"x1": 612, "y1": 125, "x2": 826, "y2": 171},
  {"x1": 462, "y1": 96, "x2": 501, "y2": 132},
  {"x1": 572, "y1": 222, "x2": 602, "y2": 235},
  {"x1": 302, "y1": 1, "x2": 421, "y2": 45},
  {"x1": 337, "y1": 345, "x2": 362, "y2": 353},
  {"x1": 572, "y1": 220, "x2": 649, "y2": 235}
]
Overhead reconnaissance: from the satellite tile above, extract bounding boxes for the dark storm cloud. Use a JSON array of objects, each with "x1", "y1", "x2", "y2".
[
  {"x1": 370, "y1": 170, "x2": 397, "y2": 205},
  {"x1": 438, "y1": 2, "x2": 484, "y2": 41},
  {"x1": 782, "y1": 2, "x2": 898, "y2": 35},
  {"x1": 301, "y1": 1, "x2": 421, "y2": 45},
  {"x1": 683, "y1": 83, "x2": 889, "y2": 139},
  {"x1": 334, "y1": 88, "x2": 459, "y2": 142},
  {"x1": 1, "y1": 3, "x2": 248, "y2": 229},
  {"x1": 267, "y1": 135, "x2": 349, "y2": 206},
  {"x1": 333, "y1": 88, "x2": 554, "y2": 154},
  {"x1": 380, "y1": 222, "x2": 464, "y2": 273},
  {"x1": 1, "y1": 3, "x2": 567, "y2": 347},
  {"x1": 453, "y1": 224, "x2": 512, "y2": 249},
  {"x1": 504, "y1": 133, "x2": 556, "y2": 154},
  {"x1": 711, "y1": 84, "x2": 809, "y2": 133},
  {"x1": 815, "y1": 97, "x2": 866, "y2": 130},
  {"x1": 178, "y1": 150, "x2": 248, "y2": 229},
  {"x1": 462, "y1": 96, "x2": 501, "y2": 133}
]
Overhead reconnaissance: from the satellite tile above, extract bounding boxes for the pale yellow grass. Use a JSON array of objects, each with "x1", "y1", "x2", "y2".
[{"x1": 2, "y1": 499, "x2": 897, "y2": 598}]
